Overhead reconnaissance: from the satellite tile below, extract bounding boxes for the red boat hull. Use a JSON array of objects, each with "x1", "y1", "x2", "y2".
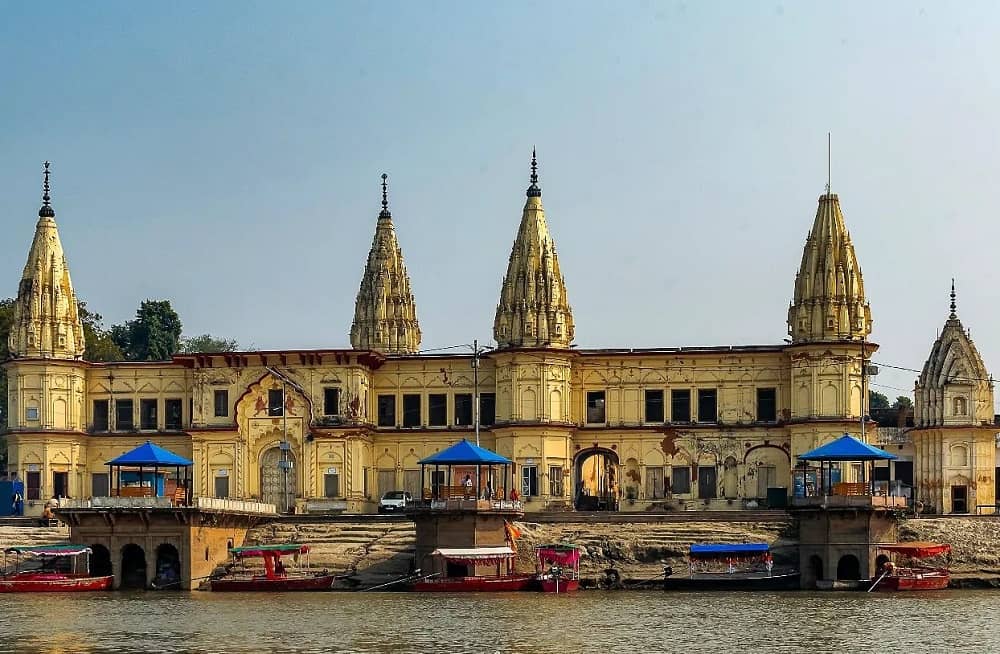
[
  {"x1": 210, "y1": 574, "x2": 336, "y2": 592},
  {"x1": 876, "y1": 570, "x2": 950, "y2": 591},
  {"x1": 0, "y1": 574, "x2": 113, "y2": 592},
  {"x1": 540, "y1": 577, "x2": 579, "y2": 593},
  {"x1": 412, "y1": 574, "x2": 535, "y2": 592}
]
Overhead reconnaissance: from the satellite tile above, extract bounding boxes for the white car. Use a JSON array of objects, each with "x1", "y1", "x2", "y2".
[{"x1": 378, "y1": 490, "x2": 412, "y2": 513}]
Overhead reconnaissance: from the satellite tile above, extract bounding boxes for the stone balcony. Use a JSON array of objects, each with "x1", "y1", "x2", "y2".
[
  {"x1": 791, "y1": 494, "x2": 907, "y2": 510},
  {"x1": 59, "y1": 496, "x2": 277, "y2": 515}
]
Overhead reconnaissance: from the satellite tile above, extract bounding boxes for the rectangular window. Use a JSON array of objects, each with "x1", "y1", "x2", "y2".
[
  {"x1": 323, "y1": 387, "x2": 340, "y2": 416},
  {"x1": 214, "y1": 475, "x2": 230, "y2": 499},
  {"x1": 92, "y1": 400, "x2": 109, "y2": 432},
  {"x1": 521, "y1": 466, "x2": 538, "y2": 497},
  {"x1": 402, "y1": 394, "x2": 421, "y2": 428},
  {"x1": 268, "y1": 389, "x2": 284, "y2": 417},
  {"x1": 549, "y1": 466, "x2": 563, "y2": 497},
  {"x1": 671, "y1": 467, "x2": 691, "y2": 495},
  {"x1": 645, "y1": 467, "x2": 665, "y2": 499},
  {"x1": 91, "y1": 473, "x2": 109, "y2": 498},
  {"x1": 26, "y1": 471, "x2": 41, "y2": 501},
  {"x1": 52, "y1": 471, "x2": 68, "y2": 498},
  {"x1": 671, "y1": 389, "x2": 691, "y2": 422},
  {"x1": 428, "y1": 394, "x2": 447, "y2": 426},
  {"x1": 140, "y1": 399, "x2": 158, "y2": 430},
  {"x1": 586, "y1": 391, "x2": 606, "y2": 424},
  {"x1": 697, "y1": 389, "x2": 717, "y2": 423},
  {"x1": 480, "y1": 393, "x2": 496, "y2": 426},
  {"x1": 377, "y1": 395, "x2": 396, "y2": 427},
  {"x1": 757, "y1": 387, "x2": 777, "y2": 422},
  {"x1": 214, "y1": 390, "x2": 229, "y2": 417},
  {"x1": 115, "y1": 399, "x2": 134, "y2": 430},
  {"x1": 454, "y1": 394, "x2": 473, "y2": 426},
  {"x1": 165, "y1": 399, "x2": 183, "y2": 430},
  {"x1": 324, "y1": 473, "x2": 340, "y2": 498},
  {"x1": 645, "y1": 390, "x2": 664, "y2": 423}
]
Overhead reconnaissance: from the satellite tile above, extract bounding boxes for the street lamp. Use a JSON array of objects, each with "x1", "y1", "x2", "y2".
[{"x1": 471, "y1": 339, "x2": 493, "y2": 447}]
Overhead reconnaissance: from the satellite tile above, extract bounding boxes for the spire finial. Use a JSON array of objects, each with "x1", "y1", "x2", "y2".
[
  {"x1": 39, "y1": 161, "x2": 55, "y2": 218},
  {"x1": 379, "y1": 173, "x2": 391, "y2": 219},
  {"x1": 526, "y1": 148, "x2": 541, "y2": 197},
  {"x1": 825, "y1": 132, "x2": 831, "y2": 194},
  {"x1": 950, "y1": 278, "x2": 957, "y2": 319}
]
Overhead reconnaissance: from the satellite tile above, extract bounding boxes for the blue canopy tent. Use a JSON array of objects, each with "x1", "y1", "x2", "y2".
[
  {"x1": 796, "y1": 434, "x2": 897, "y2": 497},
  {"x1": 106, "y1": 441, "x2": 194, "y2": 505},
  {"x1": 418, "y1": 439, "x2": 513, "y2": 502},
  {"x1": 689, "y1": 543, "x2": 770, "y2": 559}
]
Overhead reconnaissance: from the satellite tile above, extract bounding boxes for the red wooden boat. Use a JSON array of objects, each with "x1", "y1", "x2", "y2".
[
  {"x1": 872, "y1": 542, "x2": 951, "y2": 591},
  {"x1": 210, "y1": 544, "x2": 335, "y2": 592},
  {"x1": 411, "y1": 546, "x2": 534, "y2": 592},
  {"x1": 1, "y1": 545, "x2": 113, "y2": 592},
  {"x1": 535, "y1": 543, "x2": 581, "y2": 593}
]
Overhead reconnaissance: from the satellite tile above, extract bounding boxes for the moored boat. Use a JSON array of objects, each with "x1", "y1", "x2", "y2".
[
  {"x1": 535, "y1": 543, "x2": 581, "y2": 593},
  {"x1": 1, "y1": 545, "x2": 113, "y2": 592},
  {"x1": 210, "y1": 544, "x2": 336, "y2": 592},
  {"x1": 871, "y1": 542, "x2": 951, "y2": 591},
  {"x1": 664, "y1": 543, "x2": 799, "y2": 591},
  {"x1": 411, "y1": 546, "x2": 534, "y2": 592}
]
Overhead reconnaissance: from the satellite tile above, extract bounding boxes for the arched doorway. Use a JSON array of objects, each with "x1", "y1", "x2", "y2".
[
  {"x1": 120, "y1": 544, "x2": 147, "y2": 589},
  {"x1": 89, "y1": 544, "x2": 113, "y2": 577},
  {"x1": 837, "y1": 554, "x2": 861, "y2": 580},
  {"x1": 807, "y1": 554, "x2": 824, "y2": 588},
  {"x1": 575, "y1": 448, "x2": 619, "y2": 511},
  {"x1": 153, "y1": 543, "x2": 181, "y2": 589},
  {"x1": 261, "y1": 447, "x2": 297, "y2": 512}
]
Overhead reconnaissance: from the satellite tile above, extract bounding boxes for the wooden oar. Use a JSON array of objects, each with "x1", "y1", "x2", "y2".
[
  {"x1": 151, "y1": 572, "x2": 221, "y2": 590},
  {"x1": 361, "y1": 571, "x2": 439, "y2": 592},
  {"x1": 867, "y1": 569, "x2": 890, "y2": 592}
]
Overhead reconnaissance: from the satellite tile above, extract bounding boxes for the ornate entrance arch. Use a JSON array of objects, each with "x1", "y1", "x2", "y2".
[
  {"x1": 574, "y1": 447, "x2": 619, "y2": 511},
  {"x1": 261, "y1": 447, "x2": 297, "y2": 512}
]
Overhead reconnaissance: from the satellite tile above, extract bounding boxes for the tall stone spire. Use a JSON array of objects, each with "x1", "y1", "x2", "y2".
[
  {"x1": 8, "y1": 162, "x2": 86, "y2": 359},
  {"x1": 350, "y1": 173, "x2": 421, "y2": 354},
  {"x1": 493, "y1": 150, "x2": 574, "y2": 349},
  {"x1": 914, "y1": 280, "x2": 993, "y2": 427},
  {"x1": 787, "y1": 189, "x2": 871, "y2": 343}
]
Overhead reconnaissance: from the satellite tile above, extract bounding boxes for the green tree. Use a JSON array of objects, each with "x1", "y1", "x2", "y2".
[
  {"x1": 869, "y1": 390, "x2": 890, "y2": 410},
  {"x1": 892, "y1": 395, "x2": 913, "y2": 410},
  {"x1": 78, "y1": 302, "x2": 125, "y2": 362},
  {"x1": 115, "y1": 300, "x2": 183, "y2": 361},
  {"x1": 179, "y1": 334, "x2": 240, "y2": 353}
]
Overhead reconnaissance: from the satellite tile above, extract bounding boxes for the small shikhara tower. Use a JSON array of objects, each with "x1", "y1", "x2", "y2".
[
  {"x1": 787, "y1": 190, "x2": 871, "y2": 343},
  {"x1": 8, "y1": 162, "x2": 86, "y2": 360},
  {"x1": 493, "y1": 150, "x2": 574, "y2": 349},
  {"x1": 350, "y1": 174, "x2": 421, "y2": 355},
  {"x1": 911, "y1": 281, "x2": 996, "y2": 514}
]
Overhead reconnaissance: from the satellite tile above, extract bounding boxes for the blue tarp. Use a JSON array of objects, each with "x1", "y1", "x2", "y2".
[
  {"x1": 106, "y1": 441, "x2": 193, "y2": 466},
  {"x1": 797, "y1": 434, "x2": 898, "y2": 462},
  {"x1": 419, "y1": 439, "x2": 511, "y2": 465},
  {"x1": 690, "y1": 543, "x2": 770, "y2": 557}
]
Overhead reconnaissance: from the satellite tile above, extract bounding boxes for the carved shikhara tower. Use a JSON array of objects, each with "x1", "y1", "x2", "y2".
[
  {"x1": 4, "y1": 153, "x2": 993, "y2": 518},
  {"x1": 350, "y1": 174, "x2": 421, "y2": 355},
  {"x1": 8, "y1": 163, "x2": 86, "y2": 360},
  {"x1": 910, "y1": 283, "x2": 996, "y2": 514}
]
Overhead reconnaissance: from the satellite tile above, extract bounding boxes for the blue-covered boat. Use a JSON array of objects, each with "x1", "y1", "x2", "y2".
[{"x1": 663, "y1": 543, "x2": 799, "y2": 591}]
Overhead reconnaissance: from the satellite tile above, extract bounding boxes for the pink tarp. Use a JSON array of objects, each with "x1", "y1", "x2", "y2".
[{"x1": 535, "y1": 546, "x2": 581, "y2": 566}]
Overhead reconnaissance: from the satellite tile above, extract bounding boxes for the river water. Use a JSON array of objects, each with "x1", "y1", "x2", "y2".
[{"x1": 0, "y1": 590, "x2": 998, "y2": 653}]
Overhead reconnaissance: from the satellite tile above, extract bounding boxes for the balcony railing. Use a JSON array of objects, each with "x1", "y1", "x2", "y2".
[{"x1": 58, "y1": 496, "x2": 276, "y2": 515}]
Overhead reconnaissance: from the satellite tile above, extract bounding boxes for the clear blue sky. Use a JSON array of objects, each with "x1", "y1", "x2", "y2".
[{"x1": 2, "y1": 1, "x2": 999, "y2": 404}]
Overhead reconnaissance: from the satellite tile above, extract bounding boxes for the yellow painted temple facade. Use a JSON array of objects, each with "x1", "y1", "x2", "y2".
[{"x1": 4, "y1": 157, "x2": 993, "y2": 515}]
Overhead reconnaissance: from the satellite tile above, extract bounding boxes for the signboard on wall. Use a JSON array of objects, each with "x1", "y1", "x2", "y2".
[
  {"x1": 327, "y1": 467, "x2": 338, "y2": 475},
  {"x1": 217, "y1": 469, "x2": 229, "y2": 477}
]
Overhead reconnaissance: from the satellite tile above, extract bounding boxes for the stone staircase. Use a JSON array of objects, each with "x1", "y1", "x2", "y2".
[{"x1": 0, "y1": 525, "x2": 70, "y2": 552}]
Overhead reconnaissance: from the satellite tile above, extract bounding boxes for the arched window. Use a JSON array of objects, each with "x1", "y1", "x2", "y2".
[{"x1": 953, "y1": 397, "x2": 967, "y2": 416}]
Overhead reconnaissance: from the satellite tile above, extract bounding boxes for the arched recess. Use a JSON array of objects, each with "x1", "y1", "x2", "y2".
[
  {"x1": 744, "y1": 445, "x2": 791, "y2": 499},
  {"x1": 260, "y1": 446, "x2": 297, "y2": 511},
  {"x1": 821, "y1": 384, "x2": 839, "y2": 416},
  {"x1": 550, "y1": 389, "x2": 562, "y2": 422},
  {"x1": 574, "y1": 447, "x2": 619, "y2": 511},
  {"x1": 950, "y1": 445, "x2": 968, "y2": 467},
  {"x1": 836, "y1": 554, "x2": 861, "y2": 581},
  {"x1": 153, "y1": 543, "x2": 181, "y2": 589},
  {"x1": 722, "y1": 456, "x2": 739, "y2": 499},
  {"x1": 623, "y1": 457, "x2": 640, "y2": 502},
  {"x1": 52, "y1": 398, "x2": 67, "y2": 430},
  {"x1": 120, "y1": 543, "x2": 147, "y2": 589},
  {"x1": 521, "y1": 388, "x2": 537, "y2": 422},
  {"x1": 89, "y1": 543, "x2": 113, "y2": 577}
]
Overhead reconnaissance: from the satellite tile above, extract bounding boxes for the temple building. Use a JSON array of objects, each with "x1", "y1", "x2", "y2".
[{"x1": 3, "y1": 156, "x2": 994, "y2": 516}]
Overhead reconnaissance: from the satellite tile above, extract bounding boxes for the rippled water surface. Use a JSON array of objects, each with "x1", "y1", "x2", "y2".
[{"x1": 1, "y1": 590, "x2": 999, "y2": 653}]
